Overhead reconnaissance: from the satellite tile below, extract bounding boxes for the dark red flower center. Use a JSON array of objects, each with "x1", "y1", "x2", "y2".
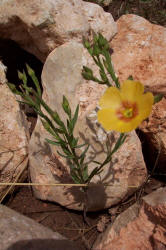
[{"x1": 116, "y1": 101, "x2": 138, "y2": 122}]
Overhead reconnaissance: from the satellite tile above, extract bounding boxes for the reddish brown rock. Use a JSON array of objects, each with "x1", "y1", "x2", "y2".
[
  {"x1": 111, "y1": 14, "x2": 166, "y2": 174},
  {"x1": 0, "y1": 204, "x2": 77, "y2": 250},
  {"x1": 140, "y1": 97, "x2": 166, "y2": 174},
  {"x1": 0, "y1": 82, "x2": 29, "y2": 202},
  {"x1": 93, "y1": 187, "x2": 166, "y2": 250},
  {"x1": 111, "y1": 14, "x2": 166, "y2": 95}
]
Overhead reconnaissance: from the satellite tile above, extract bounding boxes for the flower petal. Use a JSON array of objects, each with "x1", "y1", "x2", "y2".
[
  {"x1": 98, "y1": 108, "x2": 144, "y2": 133},
  {"x1": 97, "y1": 80, "x2": 154, "y2": 133},
  {"x1": 137, "y1": 92, "x2": 154, "y2": 120},
  {"x1": 97, "y1": 108, "x2": 120, "y2": 131},
  {"x1": 97, "y1": 108, "x2": 135, "y2": 132},
  {"x1": 121, "y1": 80, "x2": 144, "y2": 102},
  {"x1": 120, "y1": 116, "x2": 143, "y2": 132},
  {"x1": 99, "y1": 87, "x2": 121, "y2": 109}
]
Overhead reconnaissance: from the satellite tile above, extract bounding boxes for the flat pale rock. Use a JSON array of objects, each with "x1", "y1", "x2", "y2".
[
  {"x1": 0, "y1": 60, "x2": 7, "y2": 84},
  {"x1": 110, "y1": 14, "x2": 166, "y2": 175},
  {"x1": 0, "y1": 83, "x2": 29, "y2": 201},
  {"x1": 93, "y1": 187, "x2": 166, "y2": 250},
  {"x1": 29, "y1": 41, "x2": 147, "y2": 211},
  {"x1": 0, "y1": 204, "x2": 77, "y2": 250},
  {"x1": 0, "y1": 0, "x2": 116, "y2": 61},
  {"x1": 92, "y1": 0, "x2": 113, "y2": 6}
]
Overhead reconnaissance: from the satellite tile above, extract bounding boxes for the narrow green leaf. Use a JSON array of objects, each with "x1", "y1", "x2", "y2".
[
  {"x1": 57, "y1": 151, "x2": 74, "y2": 159},
  {"x1": 98, "y1": 33, "x2": 108, "y2": 48},
  {"x1": 127, "y1": 75, "x2": 134, "y2": 80},
  {"x1": 99, "y1": 69, "x2": 107, "y2": 82},
  {"x1": 83, "y1": 66, "x2": 93, "y2": 75},
  {"x1": 67, "y1": 119, "x2": 73, "y2": 135},
  {"x1": 83, "y1": 38, "x2": 91, "y2": 49},
  {"x1": 62, "y1": 96, "x2": 71, "y2": 118},
  {"x1": 93, "y1": 44, "x2": 101, "y2": 56},
  {"x1": 54, "y1": 128, "x2": 64, "y2": 134},
  {"x1": 71, "y1": 173, "x2": 82, "y2": 184},
  {"x1": 52, "y1": 111, "x2": 65, "y2": 127},
  {"x1": 45, "y1": 138, "x2": 63, "y2": 146},
  {"x1": 61, "y1": 146, "x2": 72, "y2": 156},
  {"x1": 70, "y1": 164, "x2": 78, "y2": 172},
  {"x1": 87, "y1": 166, "x2": 99, "y2": 182},
  {"x1": 111, "y1": 133, "x2": 126, "y2": 155},
  {"x1": 33, "y1": 93, "x2": 66, "y2": 131},
  {"x1": 41, "y1": 120, "x2": 54, "y2": 135},
  {"x1": 92, "y1": 160, "x2": 101, "y2": 165},
  {"x1": 26, "y1": 64, "x2": 42, "y2": 97},
  {"x1": 102, "y1": 50, "x2": 120, "y2": 88},
  {"x1": 79, "y1": 144, "x2": 90, "y2": 165},
  {"x1": 71, "y1": 137, "x2": 79, "y2": 148},
  {"x1": 7, "y1": 82, "x2": 22, "y2": 96},
  {"x1": 17, "y1": 100, "x2": 36, "y2": 108},
  {"x1": 88, "y1": 47, "x2": 93, "y2": 56},
  {"x1": 95, "y1": 169, "x2": 103, "y2": 175},
  {"x1": 73, "y1": 142, "x2": 87, "y2": 149},
  {"x1": 70, "y1": 105, "x2": 79, "y2": 132},
  {"x1": 93, "y1": 33, "x2": 99, "y2": 43},
  {"x1": 82, "y1": 164, "x2": 89, "y2": 182},
  {"x1": 18, "y1": 70, "x2": 27, "y2": 86},
  {"x1": 41, "y1": 120, "x2": 62, "y2": 138},
  {"x1": 82, "y1": 71, "x2": 92, "y2": 81},
  {"x1": 154, "y1": 94, "x2": 163, "y2": 104},
  {"x1": 82, "y1": 66, "x2": 94, "y2": 80}
]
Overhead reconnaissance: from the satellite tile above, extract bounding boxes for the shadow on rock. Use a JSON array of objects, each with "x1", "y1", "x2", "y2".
[
  {"x1": 7, "y1": 239, "x2": 77, "y2": 250},
  {"x1": 66, "y1": 182, "x2": 107, "y2": 211}
]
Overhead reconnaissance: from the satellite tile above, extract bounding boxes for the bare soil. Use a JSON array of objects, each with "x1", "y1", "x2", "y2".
[
  {"x1": 5, "y1": 186, "x2": 110, "y2": 250},
  {"x1": 4, "y1": 178, "x2": 165, "y2": 249}
]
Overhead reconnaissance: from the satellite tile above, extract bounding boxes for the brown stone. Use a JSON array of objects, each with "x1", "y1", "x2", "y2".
[
  {"x1": 93, "y1": 187, "x2": 166, "y2": 250},
  {"x1": 111, "y1": 14, "x2": 166, "y2": 95},
  {"x1": 0, "y1": 83, "x2": 29, "y2": 202},
  {"x1": 140, "y1": 97, "x2": 166, "y2": 174},
  {"x1": 110, "y1": 14, "x2": 166, "y2": 174},
  {"x1": 0, "y1": 204, "x2": 77, "y2": 250}
]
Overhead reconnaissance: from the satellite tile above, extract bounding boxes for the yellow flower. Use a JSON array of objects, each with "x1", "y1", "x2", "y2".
[{"x1": 97, "y1": 80, "x2": 154, "y2": 133}]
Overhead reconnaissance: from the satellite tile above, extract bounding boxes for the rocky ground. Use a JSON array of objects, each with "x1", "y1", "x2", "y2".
[{"x1": 0, "y1": 0, "x2": 166, "y2": 249}]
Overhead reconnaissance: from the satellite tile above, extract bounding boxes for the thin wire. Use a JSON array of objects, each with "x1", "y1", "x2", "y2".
[{"x1": 0, "y1": 182, "x2": 138, "y2": 188}]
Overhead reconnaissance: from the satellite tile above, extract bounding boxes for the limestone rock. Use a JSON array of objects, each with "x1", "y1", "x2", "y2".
[
  {"x1": 0, "y1": 0, "x2": 116, "y2": 62},
  {"x1": 102, "y1": 0, "x2": 113, "y2": 6},
  {"x1": 110, "y1": 14, "x2": 166, "y2": 174},
  {"x1": 0, "y1": 60, "x2": 7, "y2": 84},
  {"x1": 93, "y1": 187, "x2": 166, "y2": 250},
  {"x1": 0, "y1": 204, "x2": 77, "y2": 250},
  {"x1": 0, "y1": 83, "x2": 29, "y2": 202},
  {"x1": 88, "y1": 0, "x2": 112, "y2": 7},
  {"x1": 29, "y1": 41, "x2": 147, "y2": 211}
]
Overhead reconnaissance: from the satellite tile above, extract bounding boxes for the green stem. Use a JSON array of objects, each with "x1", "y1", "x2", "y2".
[
  {"x1": 64, "y1": 133, "x2": 85, "y2": 183},
  {"x1": 100, "y1": 133, "x2": 126, "y2": 169},
  {"x1": 96, "y1": 55, "x2": 111, "y2": 87},
  {"x1": 103, "y1": 50, "x2": 120, "y2": 89},
  {"x1": 87, "y1": 133, "x2": 126, "y2": 183}
]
